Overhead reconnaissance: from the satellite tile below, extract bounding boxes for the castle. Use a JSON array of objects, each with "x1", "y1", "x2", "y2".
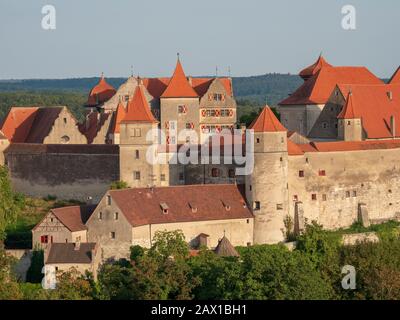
[{"x1": 2, "y1": 56, "x2": 400, "y2": 267}]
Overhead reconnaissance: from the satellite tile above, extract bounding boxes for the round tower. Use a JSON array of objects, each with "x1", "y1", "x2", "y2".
[{"x1": 245, "y1": 106, "x2": 289, "y2": 244}]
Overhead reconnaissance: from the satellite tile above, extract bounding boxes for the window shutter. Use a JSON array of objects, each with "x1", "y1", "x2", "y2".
[
  {"x1": 208, "y1": 94, "x2": 213, "y2": 101},
  {"x1": 228, "y1": 109, "x2": 234, "y2": 117},
  {"x1": 201, "y1": 109, "x2": 206, "y2": 117}
]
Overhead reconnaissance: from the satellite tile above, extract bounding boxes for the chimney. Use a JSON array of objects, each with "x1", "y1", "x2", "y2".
[{"x1": 391, "y1": 115, "x2": 396, "y2": 138}]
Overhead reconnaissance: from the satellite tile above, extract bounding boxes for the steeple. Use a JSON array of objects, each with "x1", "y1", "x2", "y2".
[
  {"x1": 111, "y1": 101, "x2": 127, "y2": 134},
  {"x1": 299, "y1": 54, "x2": 333, "y2": 81},
  {"x1": 86, "y1": 74, "x2": 116, "y2": 107},
  {"x1": 123, "y1": 85, "x2": 157, "y2": 123},
  {"x1": 161, "y1": 57, "x2": 199, "y2": 98},
  {"x1": 337, "y1": 91, "x2": 357, "y2": 119},
  {"x1": 249, "y1": 106, "x2": 287, "y2": 132}
]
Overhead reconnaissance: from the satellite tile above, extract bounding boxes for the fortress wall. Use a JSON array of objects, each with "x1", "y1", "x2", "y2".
[
  {"x1": 288, "y1": 147, "x2": 400, "y2": 230},
  {"x1": 5, "y1": 144, "x2": 119, "y2": 202}
]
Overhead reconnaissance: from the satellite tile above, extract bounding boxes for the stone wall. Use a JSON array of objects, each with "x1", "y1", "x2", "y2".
[
  {"x1": 5, "y1": 144, "x2": 119, "y2": 202},
  {"x1": 288, "y1": 147, "x2": 400, "y2": 230}
]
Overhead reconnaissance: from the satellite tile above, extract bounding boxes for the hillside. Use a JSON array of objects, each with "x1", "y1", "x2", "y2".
[{"x1": 0, "y1": 74, "x2": 302, "y2": 122}]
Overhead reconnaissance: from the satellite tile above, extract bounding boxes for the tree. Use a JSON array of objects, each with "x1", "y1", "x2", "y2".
[
  {"x1": 0, "y1": 246, "x2": 22, "y2": 299},
  {"x1": 0, "y1": 166, "x2": 23, "y2": 240},
  {"x1": 110, "y1": 181, "x2": 129, "y2": 190},
  {"x1": 51, "y1": 268, "x2": 94, "y2": 300}
]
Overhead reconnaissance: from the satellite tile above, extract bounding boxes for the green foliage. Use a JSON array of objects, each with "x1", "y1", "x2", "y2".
[
  {"x1": 130, "y1": 245, "x2": 145, "y2": 263},
  {"x1": 0, "y1": 246, "x2": 23, "y2": 299},
  {"x1": 110, "y1": 181, "x2": 129, "y2": 190},
  {"x1": 26, "y1": 249, "x2": 44, "y2": 283},
  {"x1": 51, "y1": 269, "x2": 95, "y2": 300},
  {"x1": 0, "y1": 166, "x2": 23, "y2": 240}
]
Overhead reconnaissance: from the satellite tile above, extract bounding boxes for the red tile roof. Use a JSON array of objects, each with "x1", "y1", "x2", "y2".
[
  {"x1": 33, "y1": 205, "x2": 96, "y2": 232},
  {"x1": 123, "y1": 85, "x2": 158, "y2": 123},
  {"x1": 87, "y1": 76, "x2": 117, "y2": 106},
  {"x1": 0, "y1": 107, "x2": 38, "y2": 142},
  {"x1": 109, "y1": 184, "x2": 253, "y2": 227},
  {"x1": 110, "y1": 101, "x2": 126, "y2": 134},
  {"x1": 161, "y1": 60, "x2": 199, "y2": 98},
  {"x1": 336, "y1": 84, "x2": 400, "y2": 139},
  {"x1": 288, "y1": 139, "x2": 400, "y2": 155},
  {"x1": 337, "y1": 92, "x2": 356, "y2": 119},
  {"x1": 389, "y1": 67, "x2": 400, "y2": 84},
  {"x1": 249, "y1": 106, "x2": 287, "y2": 132},
  {"x1": 299, "y1": 55, "x2": 333, "y2": 80},
  {"x1": 280, "y1": 66, "x2": 383, "y2": 106}
]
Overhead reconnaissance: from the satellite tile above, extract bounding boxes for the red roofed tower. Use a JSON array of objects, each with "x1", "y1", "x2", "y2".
[
  {"x1": 119, "y1": 85, "x2": 162, "y2": 188},
  {"x1": 86, "y1": 74, "x2": 116, "y2": 108},
  {"x1": 337, "y1": 92, "x2": 363, "y2": 141},
  {"x1": 299, "y1": 54, "x2": 333, "y2": 81},
  {"x1": 246, "y1": 106, "x2": 289, "y2": 244},
  {"x1": 160, "y1": 56, "x2": 200, "y2": 145}
]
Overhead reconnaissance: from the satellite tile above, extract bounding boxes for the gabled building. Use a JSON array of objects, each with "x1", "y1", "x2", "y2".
[
  {"x1": 84, "y1": 58, "x2": 237, "y2": 144},
  {"x1": 32, "y1": 205, "x2": 96, "y2": 249},
  {"x1": 86, "y1": 184, "x2": 254, "y2": 260},
  {"x1": 278, "y1": 55, "x2": 383, "y2": 136},
  {"x1": 0, "y1": 106, "x2": 87, "y2": 144},
  {"x1": 309, "y1": 83, "x2": 400, "y2": 140}
]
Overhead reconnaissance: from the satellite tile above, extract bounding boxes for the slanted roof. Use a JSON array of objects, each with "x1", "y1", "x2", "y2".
[
  {"x1": 337, "y1": 92, "x2": 357, "y2": 119},
  {"x1": 0, "y1": 107, "x2": 38, "y2": 142},
  {"x1": 214, "y1": 236, "x2": 240, "y2": 257},
  {"x1": 87, "y1": 75, "x2": 116, "y2": 106},
  {"x1": 299, "y1": 55, "x2": 333, "y2": 80},
  {"x1": 24, "y1": 107, "x2": 64, "y2": 143},
  {"x1": 52, "y1": 205, "x2": 96, "y2": 232},
  {"x1": 122, "y1": 85, "x2": 157, "y2": 122},
  {"x1": 336, "y1": 84, "x2": 400, "y2": 139},
  {"x1": 389, "y1": 67, "x2": 400, "y2": 84},
  {"x1": 110, "y1": 101, "x2": 127, "y2": 134},
  {"x1": 46, "y1": 243, "x2": 96, "y2": 264},
  {"x1": 249, "y1": 106, "x2": 287, "y2": 132},
  {"x1": 108, "y1": 184, "x2": 253, "y2": 227},
  {"x1": 161, "y1": 59, "x2": 199, "y2": 98},
  {"x1": 280, "y1": 67, "x2": 383, "y2": 106}
]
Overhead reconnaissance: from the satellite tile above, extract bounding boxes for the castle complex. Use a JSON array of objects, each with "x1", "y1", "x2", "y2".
[{"x1": 2, "y1": 56, "x2": 400, "y2": 268}]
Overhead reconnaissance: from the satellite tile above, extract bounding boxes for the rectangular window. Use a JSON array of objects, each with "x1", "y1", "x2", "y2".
[
  {"x1": 256, "y1": 138, "x2": 260, "y2": 144},
  {"x1": 160, "y1": 174, "x2": 166, "y2": 181},
  {"x1": 322, "y1": 194, "x2": 327, "y2": 201},
  {"x1": 134, "y1": 171, "x2": 141, "y2": 180},
  {"x1": 98, "y1": 212, "x2": 102, "y2": 220},
  {"x1": 299, "y1": 170, "x2": 305, "y2": 178},
  {"x1": 276, "y1": 204, "x2": 283, "y2": 210},
  {"x1": 213, "y1": 93, "x2": 223, "y2": 101},
  {"x1": 311, "y1": 194, "x2": 317, "y2": 201},
  {"x1": 228, "y1": 169, "x2": 235, "y2": 178},
  {"x1": 352, "y1": 191, "x2": 357, "y2": 197},
  {"x1": 319, "y1": 170, "x2": 326, "y2": 176},
  {"x1": 178, "y1": 105, "x2": 186, "y2": 114},
  {"x1": 346, "y1": 191, "x2": 350, "y2": 198},
  {"x1": 134, "y1": 128, "x2": 141, "y2": 137},
  {"x1": 135, "y1": 150, "x2": 140, "y2": 159},
  {"x1": 114, "y1": 212, "x2": 119, "y2": 220},
  {"x1": 179, "y1": 172, "x2": 184, "y2": 181},
  {"x1": 107, "y1": 195, "x2": 111, "y2": 206},
  {"x1": 293, "y1": 195, "x2": 298, "y2": 201},
  {"x1": 40, "y1": 235, "x2": 48, "y2": 244},
  {"x1": 254, "y1": 201, "x2": 261, "y2": 211},
  {"x1": 211, "y1": 168, "x2": 220, "y2": 177},
  {"x1": 63, "y1": 118, "x2": 67, "y2": 124},
  {"x1": 110, "y1": 232, "x2": 116, "y2": 240}
]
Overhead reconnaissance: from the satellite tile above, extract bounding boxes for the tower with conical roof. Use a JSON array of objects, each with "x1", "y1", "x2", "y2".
[
  {"x1": 337, "y1": 91, "x2": 363, "y2": 141},
  {"x1": 119, "y1": 85, "x2": 165, "y2": 188},
  {"x1": 245, "y1": 106, "x2": 289, "y2": 244},
  {"x1": 160, "y1": 56, "x2": 200, "y2": 145}
]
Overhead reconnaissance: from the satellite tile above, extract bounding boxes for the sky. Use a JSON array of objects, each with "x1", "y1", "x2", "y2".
[{"x1": 0, "y1": 0, "x2": 399, "y2": 79}]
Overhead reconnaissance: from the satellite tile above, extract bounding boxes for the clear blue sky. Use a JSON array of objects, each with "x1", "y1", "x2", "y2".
[{"x1": 0, "y1": 0, "x2": 399, "y2": 79}]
